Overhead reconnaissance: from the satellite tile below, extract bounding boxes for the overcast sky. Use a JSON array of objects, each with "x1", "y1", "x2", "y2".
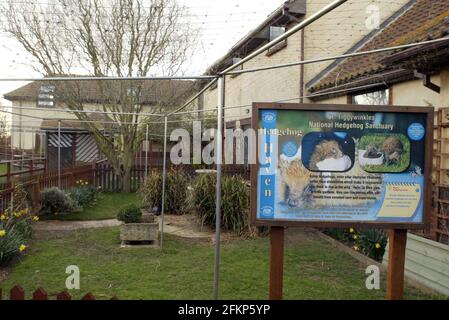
[{"x1": 0, "y1": 0, "x2": 285, "y2": 106}]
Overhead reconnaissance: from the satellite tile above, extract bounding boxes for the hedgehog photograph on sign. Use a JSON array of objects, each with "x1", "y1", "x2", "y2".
[{"x1": 251, "y1": 103, "x2": 433, "y2": 229}]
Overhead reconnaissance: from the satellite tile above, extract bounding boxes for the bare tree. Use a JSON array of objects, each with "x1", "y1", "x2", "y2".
[
  {"x1": 0, "y1": 105, "x2": 9, "y2": 143},
  {"x1": 0, "y1": 0, "x2": 197, "y2": 192}
]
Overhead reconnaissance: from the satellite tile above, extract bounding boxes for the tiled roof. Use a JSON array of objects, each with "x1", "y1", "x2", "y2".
[
  {"x1": 40, "y1": 113, "x2": 113, "y2": 131},
  {"x1": 3, "y1": 79, "x2": 195, "y2": 106},
  {"x1": 309, "y1": 0, "x2": 449, "y2": 93}
]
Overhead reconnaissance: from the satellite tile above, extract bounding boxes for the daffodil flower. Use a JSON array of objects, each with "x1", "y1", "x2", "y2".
[
  {"x1": 0, "y1": 230, "x2": 6, "y2": 237},
  {"x1": 349, "y1": 228, "x2": 354, "y2": 233},
  {"x1": 375, "y1": 243, "x2": 381, "y2": 249},
  {"x1": 19, "y1": 244, "x2": 27, "y2": 252}
]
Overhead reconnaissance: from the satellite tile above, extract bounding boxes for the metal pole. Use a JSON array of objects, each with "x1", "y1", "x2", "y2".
[
  {"x1": 145, "y1": 124, "x2": 149, "y2": 177},
  {"x1": 58, "y1": 120, "x2": 61, "y2": 188},
  {"x1": 160, "y1": 116, "x2": 168, "y2": 249},
  {"x1": 226, "y1": 37, "x2": 449, "y2": 76},
  {"x1": 0, "y1": 75, "x2": 218, "y2": 82},
  {"x1": 213, "y1": 76, "x2": 224, "y2": 299}
]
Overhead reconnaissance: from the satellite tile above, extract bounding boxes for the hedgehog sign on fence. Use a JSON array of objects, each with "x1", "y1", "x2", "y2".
[{"x1": 250, "y1": 103, "x2": 433, "y2": 229}]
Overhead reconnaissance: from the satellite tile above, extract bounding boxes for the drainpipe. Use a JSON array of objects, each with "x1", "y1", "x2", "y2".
[{"x1": 300, "y1": 28, "x2": 305, "y2": 103}]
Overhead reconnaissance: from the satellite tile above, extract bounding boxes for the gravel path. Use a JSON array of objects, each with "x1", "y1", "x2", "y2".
[{"x1": 32, "y1": 216, "x2": 213, "y2": 240}]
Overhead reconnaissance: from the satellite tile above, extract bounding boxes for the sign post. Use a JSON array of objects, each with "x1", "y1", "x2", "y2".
[
  {"x1": 269, "y1": 226, "x2": 285, "y2": 300},
  {"x1": 386, "y1": 229, "x2": 408, "y2": 300},
  {"x1": 251, "y1": 103, "x2": 433, "y2": 300}
]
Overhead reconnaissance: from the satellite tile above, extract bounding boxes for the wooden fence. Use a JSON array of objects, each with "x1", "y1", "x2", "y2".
[
  {"x1": 0, "y1": 162, "x2": 250, "y2": 212},
  {"x1": 0, "y1": 164, "x2": 94, "y2": 213},
  {"x1": 94, "y1": 164, "x2": 146, "y2": 193},
  {"x1": 0, "y1": 285, "x2": 117, "y2": 300},
  {"x1": 93, "y1": 163, "x2": 250, "y2": 192}
]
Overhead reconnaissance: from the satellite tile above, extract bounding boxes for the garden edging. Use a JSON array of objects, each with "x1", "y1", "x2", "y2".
[{"x1": 316, "y1": 231, "x2": 440, "y2": 296}]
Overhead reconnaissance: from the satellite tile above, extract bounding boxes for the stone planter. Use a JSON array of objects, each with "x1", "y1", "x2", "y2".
[{"x1": 120, "y1": 222, "x2": 159, "y2": 247}]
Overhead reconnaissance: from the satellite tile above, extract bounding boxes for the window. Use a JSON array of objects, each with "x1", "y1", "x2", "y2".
[
  {"x1": 352, "y1": 89, "x2": 389, "y2": 105},
  {"x1": 127, "y1": 87, "x2": 142, "y2": 98},
  {"x1": 230, "y1": 57, "x2": 243, "y2": 78},
  {"x1": 269, "y1": 26, "x2": 285, "y2": 41},
  {"x1": 267, "y1": 26, "x2": 287, "y2": 56},
  {"x1": 37, "y1": 85, "x2": 55, "y2": 107}
]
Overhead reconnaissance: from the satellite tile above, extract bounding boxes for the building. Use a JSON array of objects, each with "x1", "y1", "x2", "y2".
[
  {"x1": 3, "y1": 79, "x2": 194, "y2": 169},
  {"x1": 191, "y1": 0, "x2": 415, "y2": 125}
]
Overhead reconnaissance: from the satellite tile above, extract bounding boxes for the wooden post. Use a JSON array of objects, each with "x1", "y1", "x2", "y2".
[
  {"x1": 386, "y1": 229, "x2": 407, "y2": 300},
  {"x1": 6, "y1": 162, "x2": 11, "y2": 183},
  {"x1": 269, "y1": 226, "x2": 285, "y2": 300},
  {"x1": 33, "y1": 178, "x2": 40, "y2": 209},
  {"x1": 29, "y1": 159, "x2": 33, "y2": 176}
]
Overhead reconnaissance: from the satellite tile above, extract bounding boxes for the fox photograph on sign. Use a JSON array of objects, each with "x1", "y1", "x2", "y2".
[{"x1": 251, "y1": 103, "x2": 433, "y2": 229}]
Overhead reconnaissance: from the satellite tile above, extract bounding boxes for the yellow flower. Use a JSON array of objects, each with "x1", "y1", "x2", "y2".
[
  {"x1": 0, "y1": 230, "x2": 6, "y2": 237},
  {"x1": 353, "y1": 235, "x2": 358, "y2": 240},
  {"x1": 375, "y1": 243, "x2": 381, "y2": 249},
  {"x1": 32, "y1": 216, "x2": 39, "y2": 222},
  {"x1": 19, "y1": 244, "x2": 27, "y2": 252},
  {"x1": 349, "y1": 228, "x2": 355, "y2": 233},
  {"x1": 0, "y1": 214, "x2": 6, "y2": 221}
]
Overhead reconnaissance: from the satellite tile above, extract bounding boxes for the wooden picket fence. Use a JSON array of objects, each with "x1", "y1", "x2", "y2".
[
  {"x1": 0, "y1": 285, "x2": 117, "y2": 300},
  {"x1": 94, "y1": 164, "x2": 146, "y2": 192},
  {"x1": 0, "y1": 164, "x2": 94, "y2": 213}
]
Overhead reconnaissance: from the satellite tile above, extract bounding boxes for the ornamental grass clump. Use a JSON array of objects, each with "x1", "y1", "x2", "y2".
[
  {"x1": 188, "y1": 173, "x2": 250, "y2": 236},
  {"x1": 0, "y1": 184, "x2": 38, "y2": 266},
  {"x1": 140, "y1": 169, "x2": 189, "y2": 214}
]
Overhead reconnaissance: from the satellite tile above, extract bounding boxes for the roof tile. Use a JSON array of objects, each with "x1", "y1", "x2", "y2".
[{"x1": 309, "y1": 0, "x2": 449, "y2": 92}]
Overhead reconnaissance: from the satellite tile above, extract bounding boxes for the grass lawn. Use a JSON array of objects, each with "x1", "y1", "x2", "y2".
[
  {"x1": 43, "y1": 193, "x2": 142, "y2": 221},
  {"x1": 0, "y1": 163, "x2": 7, "y2": 183},
  {"x1": 0, "y1": 163, "x2": 7, "y2": 175},
  {"x1": 0, "y1": 227, "x2": 444, "y2": 300}
]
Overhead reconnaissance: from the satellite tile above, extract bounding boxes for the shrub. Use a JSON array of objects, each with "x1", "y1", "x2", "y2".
[
  {"x1": 117, "y1": 204, "x2": 142, "y2": 223},
  {"x1": 0, "y1": 184, "x2": 36, "y2": 266},
  {"x1": 188, "y1": 174, "x2": 250, "y2": 235},
  {"x1": 323, "y1": 227, "x2": 387, "y2": 262},
  {"x1": 140, "y1": 169, "x2": 189, "y2": 214},
  {"x1": 65, "y1": 182, "x2": 99, "y2": 210},
  {"x1": 39, "y1": 187, "x2": 73, "y2": 215}
]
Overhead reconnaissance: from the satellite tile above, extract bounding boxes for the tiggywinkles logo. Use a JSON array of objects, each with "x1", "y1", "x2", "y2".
[
  {"x1": 262, "y1": 111, "x2": 276, "y2": 123},
  {"x1": 260, "y1": 206, "x2": 274, "y2": 218}
]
